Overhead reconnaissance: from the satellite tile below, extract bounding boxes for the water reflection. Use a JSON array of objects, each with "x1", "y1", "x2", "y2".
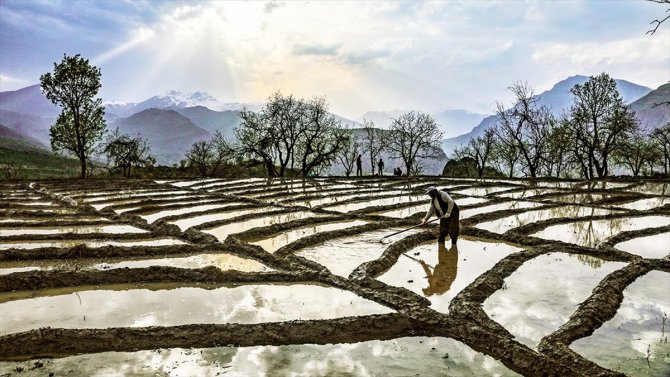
[
  {"x1": 477, "y1": 206, "x2": 615, "y2": 234},
  {"x1": 532, "y1": 216, "x2": 670, "y2": 247},
  {"x1": 421, "y1": 244, "x2": 458, "y2": 296},
  {"x1": 570, "y1": 271, "x2": 670, "y2": 376},
  {"x1": 251, "y1": 220, "x2": 368, "y2": 253}
]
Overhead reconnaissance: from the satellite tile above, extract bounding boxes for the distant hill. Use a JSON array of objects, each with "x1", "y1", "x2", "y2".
[
  {"x1": 629, "y1": 83, "x2": 670, "y2": 132},
  {"x1": 441, "y1": 75, "x2": 653, "y2": 155},
  {"x1": 357, "y1": 109, "x2": 487, "y2": 138},
  {"x1": 175, "y1": 106, "x2": 241, "y2": 140},
  {"x1": 110, "y1": 108, "x2": 211, "y2": 165},
  {"x1": 0, "y1": 124, "x2": 48, "y2": 151},
  {"x1": 0, "y1": 84, "x2": 59, "y2": 118},
  {"x1": 0, "y1": 109, "x2": 54, "y2": 147}
]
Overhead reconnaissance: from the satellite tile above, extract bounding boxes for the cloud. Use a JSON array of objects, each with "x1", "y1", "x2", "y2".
[
  {"x1": 343, "y1": 49, "x2": 393, "y2": 66},
  {"x1": 0, "y1": 73, "x2": 27, "y2": 87},
  {"x1": 292, "y1": 43, "x2": 341, "y2": 57}
]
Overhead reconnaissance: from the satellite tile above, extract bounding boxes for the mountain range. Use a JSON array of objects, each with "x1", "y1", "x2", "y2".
[
  {"x1": 1, "y1": 75, "x2": 668, "y2": 169},
  {"x1": 441, "y1": 75, "x2": 667, "y2": 154}
]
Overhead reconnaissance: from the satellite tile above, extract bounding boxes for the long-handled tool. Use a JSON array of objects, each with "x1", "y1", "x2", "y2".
[{"x1": 380, "y1": 218, "x2": 439, "y2": 242}]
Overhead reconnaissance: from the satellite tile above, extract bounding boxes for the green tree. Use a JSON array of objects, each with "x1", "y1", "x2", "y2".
[
  {"x1": 100, "y1": 128, "x2": 155, "y2": 178},
  {"x1": 40, "y1": 54, "x2": 106, "y2": 178}
]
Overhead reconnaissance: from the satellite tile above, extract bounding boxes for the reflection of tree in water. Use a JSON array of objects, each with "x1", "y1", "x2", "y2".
[
  {"x1": 421, "y1": 244, "x2": 458, "y2": 296},
  {"x1": 567, "y1": 216, "x2": 626, "y2": 248},
  {"x1": 576, "y1": 254, "x2": 604, "y2": 269}
]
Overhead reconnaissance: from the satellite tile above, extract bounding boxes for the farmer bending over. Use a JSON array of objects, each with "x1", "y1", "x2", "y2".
[{"x1": 420, "y1": 186, "x2": 460, "y2": 245}]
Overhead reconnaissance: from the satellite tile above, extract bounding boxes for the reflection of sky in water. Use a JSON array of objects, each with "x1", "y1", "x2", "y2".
[
  {"x1": 0, "y1": 238, "x2": 186, "y2": 250},
  {"x1": 185, "y1": 177, "x2": 263, "y2": 189},
  {"x1": 0, "y1": 337, "x2": 521, "y2": 377},
  {"x1": 82, "y1": 191, "x2": 190, "y2": 203},
  {"x1": 629, "y1": 182, "x2": 669, "y2": 196},
  {"x1": 297, "y1": 229, "x2": 422, "y2": 277},
  {"x1": 90, "y1": 195, "x2": 200, "y2": 210},
  {"x1": 378, "y1": 204, "x2": 427, "y2": 218},
  {"x1": 615, "y1": 233, "x2": 670, "y2": 259},
  {"x1": 483, "y1": 252, "x2": 626, "y2": 349},
  {"x1": 477, "y1": 206, "x2": 616, "y2": 234},
  {"x1": 533, "y1": 216, "x2": 670, "y2": 247},
  {"x1": 325, "y1": 195, "x2": 426, "y2": 213},
  {"x1": 0, "y1": 252, "x2": 268, "y2": 274},
  {"x1": 571, "y1": 271, "x2": 670, "y2": 376},
  {"x1": 460, "y1": 201, "x2": 543, "y2": 220},
  {"x1": 0, "y1": 284, "x2": 391, "y2": 336},
  {"x1": 0, "y1": 225, "x2": 147, "y2": 236},
  {"x1": 544, "y1": 193, "x2": 607, "y2": 204},
  {"x1": 142, "y1": 202, "x2": 241, "y2": 223},
  {"x1": 378, "y1": 240, "x2": 521, "y2": 313},
  {"x1": 451, "y1": 186, "x2": 515, "y2": 196},
  {"x1": 251, "y1": 220, "x2": 368, "y2": 253},
  {"x1": 204, "y1": 211, "x2": 321, "y2": 241},
  {"x1": 496, "y1": 189, "x2": 561, "y2": 199},
  {"x1": 170, "y1": 208, "x2": 257, "y2": 230},
  {"x1": 611, "y1": 197, "x2": 669, "y2": 211}
]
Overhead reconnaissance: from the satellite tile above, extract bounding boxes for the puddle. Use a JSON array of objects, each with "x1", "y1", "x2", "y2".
[
  {"x1": 0, "y1": 238, "x2": 186, "y2": 250},
  {"x1": 460, "y1": 201, "x2": 544, "y2": 219},
  {"x1": 0, "y1": 225, "x2": 148, "y2": 236},
  {"x1": 483, "y1": 252, "x2": 627, "y2": 349},
  {"x1": 570, "y1": 270, "x2": 670, "y2": 376},
  {"x1": 630, "y1": 182, "x2": 669, "y2": 196},
  {"x1": 0, "y1": 337, "x2": 521, "y2": 377},
  {"x1": 496, "y1": 189, "x2": 561, "y2": 199},
  {"x1": 611, "y1": 197, "x2": 669, "y2": 211},
  {"x1": 477, "y1": 206, "x2": 616, "y2": 234},
  {"x1": 296, "y1": 228, "x2": 422, "y2": 278},
  {"x1": 532, "y1": 216, "x2": 670, "y2": 247},
  {"x1": 376, "y1": 204, "x2": 427, "y2": 218},
  {"x1": 614, "y1": 233, "x2": 670, "y2": 259},
  {"x1": 141, "y1": 203, "x2": 241, "y2": 224},
  {"x1": 0, "y1": 283, "x2": 393, "y2": 335},
  {"x1": 324, "y1": 195, "x2": 426, "y2": 213},
  {"x1": 451, "y1": 187, "x2": 515, "y2": 196},
  {"x1": 0, "y1": 253, "x2": 271, "y2": 274},
  {"x1": 545, "y1": 193, "x2": 608, "y2": 204},
  {"x1": 204, "y1": 211, "x2": 320, "y2": 242},
  {"x1": 251, "y1": 220, "x2": 369, "y2": 252},
  {"x1": 170, "y1": 208, "x2": 257, "y2": 231},
  {"x1": 9, "y1": 201, "x2": 55, "y2": 206},
  {"x1": 378, "y1": 240, "x2": 522, "y2": 313}
]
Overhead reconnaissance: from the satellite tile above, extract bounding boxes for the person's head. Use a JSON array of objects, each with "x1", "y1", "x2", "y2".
[{"x1": 425, "y1": 186, "x2": 438, "y2": 198}]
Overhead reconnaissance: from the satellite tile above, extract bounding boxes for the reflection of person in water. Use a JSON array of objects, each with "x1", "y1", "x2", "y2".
[{"x1": 420, "y1": 243, "x2": 458, "y2": 296}]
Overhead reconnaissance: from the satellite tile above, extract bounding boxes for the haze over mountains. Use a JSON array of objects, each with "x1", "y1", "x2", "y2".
[{"x1": 1, "y1": 74, "x2": 668, "y2": 169}]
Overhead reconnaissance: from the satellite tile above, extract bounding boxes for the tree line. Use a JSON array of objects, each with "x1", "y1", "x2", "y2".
[
  {"x1": 184, "y1": 92, "x2": 445, "y2": 178},
  {"x1": 450, "y1": 73, "x2": 670, "y2": 179}
]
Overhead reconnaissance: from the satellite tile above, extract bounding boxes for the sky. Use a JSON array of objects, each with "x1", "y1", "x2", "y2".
[{"x1": 0, "y1": 0, "x2": 669, "y2": 119}]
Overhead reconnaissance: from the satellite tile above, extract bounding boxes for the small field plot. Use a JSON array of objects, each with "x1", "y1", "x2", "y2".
[
  {"x1": 477, "y1": 206, "x2": 616, "y2": 234},
  {"x1": 570, "y1": 271, "x2": 670, "y2": 376}
]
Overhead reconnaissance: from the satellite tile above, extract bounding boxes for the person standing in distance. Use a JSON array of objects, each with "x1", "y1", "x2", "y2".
[
  {"x1": 420, "y1": 186, "x2": 460, "y2": 245},
  {"x1": 356, "y1": 154, "x2": 363, "y2": 177}
]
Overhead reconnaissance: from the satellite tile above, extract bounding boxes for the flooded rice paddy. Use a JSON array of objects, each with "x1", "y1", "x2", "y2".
[{"x1": 0, "y1": 177, "x2": 668, "y2": 376}]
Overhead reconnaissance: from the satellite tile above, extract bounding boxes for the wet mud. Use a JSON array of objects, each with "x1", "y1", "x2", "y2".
[{"x1": 0, "y1": 177, "x2": 668, "y2": 376}]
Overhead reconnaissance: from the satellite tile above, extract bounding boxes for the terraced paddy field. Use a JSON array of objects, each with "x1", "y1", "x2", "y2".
[{"x1": 0, "y1": 177, "x2": 668, "y2": 376}]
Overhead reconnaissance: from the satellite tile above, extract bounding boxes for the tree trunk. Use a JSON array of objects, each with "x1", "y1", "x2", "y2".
[{"x1": 80, "y1": 157, "x2": 87, "y2": 179}]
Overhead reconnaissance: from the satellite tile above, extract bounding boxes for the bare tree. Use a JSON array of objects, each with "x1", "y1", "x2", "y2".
[
  {"x1": 495, "y1": 82, "x2": 554, "y2": 178},
  {"x1": 337, "y1": 129, "x2": 362, "y2": 176},
  {"x1": 490, "y1": 125, "x2": 521, "y2": 178},
  {"x1": 567, "y1": 73, "x2": 639, "y2": 179},
  {"x1": 185, "y1": 131, "x2": 236, "y2": 177},
  {"x1": 647, "y1": 0, "x2": 670, "y2": 35},
  {"x1": 458, "y1": 128, "x2": 496, "y2": 177},
  {"x1": 386, "y1": 112, "x2": 443, "y2": 176},
  {"x1": 651, "y1": 123, "x2": 670, "y2": 175},
  {"x1": 100, "y1": 128, "x2": 155, "y2": 178},
  {"x1": 297, "y1": 97, "x2": 348, "y2": 177},
  {"x1": 361, "y1": 120, "x2": 386, "y2": 175}
]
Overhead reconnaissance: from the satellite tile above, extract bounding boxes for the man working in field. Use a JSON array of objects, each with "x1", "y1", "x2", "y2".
[{"x1": 420, "y1": 186, "x2": 460, "y2": 245}]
